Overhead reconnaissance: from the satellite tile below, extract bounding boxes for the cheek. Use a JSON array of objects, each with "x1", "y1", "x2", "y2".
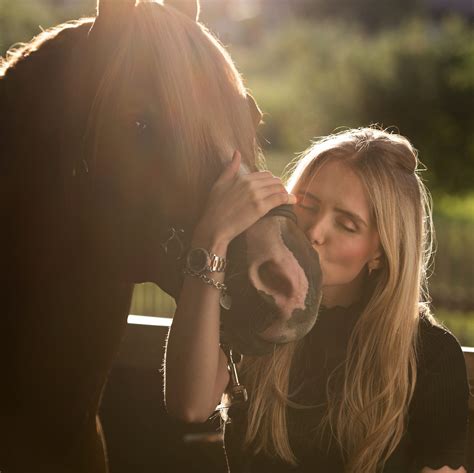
[{"x1": 323, "y1": 236, "x2": 373, "y2": 275}]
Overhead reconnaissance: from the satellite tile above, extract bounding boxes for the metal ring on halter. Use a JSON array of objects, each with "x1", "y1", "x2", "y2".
[{"x1": 160, "y1": 227, "x2": 186, "y2": 259}]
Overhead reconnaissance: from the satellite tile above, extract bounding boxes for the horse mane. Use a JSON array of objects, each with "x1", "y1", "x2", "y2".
[
  {"x1": 0, "y1": 19, "x2": 92, "y2": 78},
  {"x1": 87, "y1": 1, "x2": 263, "y2": 201}
]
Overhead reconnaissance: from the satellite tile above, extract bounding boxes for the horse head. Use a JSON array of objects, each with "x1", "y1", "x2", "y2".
[{"x1": 1, "y1": 0, "x2": 322, "y2": 356}]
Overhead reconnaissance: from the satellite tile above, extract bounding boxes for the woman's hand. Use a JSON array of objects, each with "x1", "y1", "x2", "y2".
[{"x1": 193, "y1": 150, "x2": 296, "y2": 248}]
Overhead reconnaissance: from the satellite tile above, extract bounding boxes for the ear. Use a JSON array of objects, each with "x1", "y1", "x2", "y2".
[
  {"x1": 246, "y1": 93, "x2": 263, "y2": 130},
  {"x1": 368, "y1": 251, "x2": 384, "y2": 272},
  {"x1": 164, "y1": 0, "x2": 200, "y2": 21}
]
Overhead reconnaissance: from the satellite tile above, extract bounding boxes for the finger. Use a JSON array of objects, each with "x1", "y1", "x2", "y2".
[
  {"x1": 288, "y1": 193, "x2": 297, "y2": 205},
  {"x1": 244, "y1": 170, "x2": 274, "y2": 181},
  {"x1": 257, "y1": 177, "x2": 286, "y2": 189},
  {"x1": 254, "y1": 183, "x2": 289, "y2": 198},
  {"x1": 240, "y1": 176, "x2": 283, "y2": 193},
  {"x1": 260, "y1": 192, "x2": 297, "y2": 212},
  {"x1": 216, "y1": 150, "x2": 241, "y2": 184}
]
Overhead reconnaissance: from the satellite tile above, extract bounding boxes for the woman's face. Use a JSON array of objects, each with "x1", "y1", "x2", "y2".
[{"x1": 294, "y1": 160, "x2": 382, "y2": 293}]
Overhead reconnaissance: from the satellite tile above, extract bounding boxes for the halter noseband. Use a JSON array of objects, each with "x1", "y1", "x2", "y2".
[{"x1": 159, "y1": 203, "x2": 296, "y2": 271}]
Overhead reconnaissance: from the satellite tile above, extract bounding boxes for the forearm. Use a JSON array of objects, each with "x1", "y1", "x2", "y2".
[{"x1": 164, "y1": 238, "x2": 229, "y2": 422}]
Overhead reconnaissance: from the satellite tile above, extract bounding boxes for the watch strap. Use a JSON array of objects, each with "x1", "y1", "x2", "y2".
[{"x1": 208, "y1": 252, "x2": 227, "y2": 272}]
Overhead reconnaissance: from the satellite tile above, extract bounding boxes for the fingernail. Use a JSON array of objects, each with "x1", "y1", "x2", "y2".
[
  {"x1": 288, "y1": 194, "x2": 297, "y2": 204},
  {"x1": 228, "y1": 151, "x2": 237, "y2": 166}
]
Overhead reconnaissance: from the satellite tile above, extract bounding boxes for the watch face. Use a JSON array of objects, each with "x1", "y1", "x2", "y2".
[{"x1": 187, "y1": 248, "x2": 209, "y2": 273}]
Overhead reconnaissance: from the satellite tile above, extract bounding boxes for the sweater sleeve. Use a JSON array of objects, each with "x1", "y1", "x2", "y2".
[{"x1": 408, "y1": 322, "x2": 470, "y2": 471}]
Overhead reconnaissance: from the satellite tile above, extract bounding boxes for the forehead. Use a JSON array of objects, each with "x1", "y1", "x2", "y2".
[{"x1": 300, "y1": 160, "x2": 372, "y2": 219}]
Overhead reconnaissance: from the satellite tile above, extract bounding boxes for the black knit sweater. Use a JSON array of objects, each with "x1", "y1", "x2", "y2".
[{"x1": 224, "y1": 303, "x2": 470, "y2": 473}]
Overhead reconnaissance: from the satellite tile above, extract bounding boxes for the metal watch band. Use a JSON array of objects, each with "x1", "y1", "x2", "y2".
[
  {"x1": 186, "y1": 247, "x2": 227, "y2": 273},
  {"x1": 208, "y1": 252, "x2": 227, "y2": 272}
]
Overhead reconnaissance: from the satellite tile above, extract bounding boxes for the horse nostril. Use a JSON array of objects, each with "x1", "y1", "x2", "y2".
[{"x1": 257, "y1": 260, "x2": 293, "y2": 299}]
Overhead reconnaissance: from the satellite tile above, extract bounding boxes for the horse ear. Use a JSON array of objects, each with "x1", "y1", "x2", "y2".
[
  {"x1": 247, "y1": 93, "x2": 263, "y2": 130},
  {"x1": 90, "y1": 0, "x2": 136, "y2": 36},
  {"x1": 164, "y1": 0, "x2": 200, "y2": 21}
]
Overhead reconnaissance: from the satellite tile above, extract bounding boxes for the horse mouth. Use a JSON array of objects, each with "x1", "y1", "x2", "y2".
[
  {"x1": 255, "y1": 300, "x2": 317, "y2": 344},
  {"x1": 256, "y1": 308, "x2": 317, "y2": 344}
]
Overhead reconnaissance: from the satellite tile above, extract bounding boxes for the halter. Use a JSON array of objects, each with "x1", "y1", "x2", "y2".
[{"x1": 156, "y1": 203, "x2": 297, "y2": 295}]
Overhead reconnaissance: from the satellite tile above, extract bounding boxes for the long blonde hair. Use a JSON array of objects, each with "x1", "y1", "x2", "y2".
[{"x1": 238, "y1": 127, "x2": 435, "y2": 473}]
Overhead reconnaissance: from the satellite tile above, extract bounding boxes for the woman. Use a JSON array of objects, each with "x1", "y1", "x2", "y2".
[{"x1": 164, "y1": 127, "x2": 470, "y2": 473}]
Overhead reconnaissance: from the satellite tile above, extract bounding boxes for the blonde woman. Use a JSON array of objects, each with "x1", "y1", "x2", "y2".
[{"x1": 164, "y1": 127, "x2": 470, "y2": 473}]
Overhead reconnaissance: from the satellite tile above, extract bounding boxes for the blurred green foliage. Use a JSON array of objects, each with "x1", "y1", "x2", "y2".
[
  {"x1": 0, "y1": 0, "x2": 95, "y2": 55},
  {"x1": 0, "y1": 0, "x2": 56, "y2": 51},
  {"x1": 290, "y1": 0, "x2": 426, "y2": 31},
  {"x1": 436, "y1": 309, "x2": 474, "y2": 347},
  {"x1": 436, "y1": 193, "x2": 474, "y2": 221},
  {"x1": 232, "y1": 17, "x2": 474, "y2": 194}
]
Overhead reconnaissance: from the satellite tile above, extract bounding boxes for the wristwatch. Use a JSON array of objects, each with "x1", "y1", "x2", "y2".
[{"x1": 185, "y1": 248, "x2": 227, "y2": 274}]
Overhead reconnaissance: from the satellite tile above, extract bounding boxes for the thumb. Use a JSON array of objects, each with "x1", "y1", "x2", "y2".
[{"x1": 216, "y1": 150, "x2": 241, "y2": 183}]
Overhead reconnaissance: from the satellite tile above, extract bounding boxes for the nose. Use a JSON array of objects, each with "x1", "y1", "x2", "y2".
[
  {"x1": 248, "y1": 252, "x2": 309, "y2": 322},
  {"x1": 304, "y1": 216, "x2": 327, "y2": 246}
]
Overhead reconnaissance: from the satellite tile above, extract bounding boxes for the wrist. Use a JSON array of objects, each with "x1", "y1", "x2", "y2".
[{"x1": 192, "y1": 228, "x2": 229, "y2": 257}]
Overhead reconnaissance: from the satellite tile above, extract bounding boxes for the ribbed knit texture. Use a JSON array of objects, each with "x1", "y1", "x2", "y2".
[{"x1": 224, "y1": 303, "x2": 470, "y2": 473}]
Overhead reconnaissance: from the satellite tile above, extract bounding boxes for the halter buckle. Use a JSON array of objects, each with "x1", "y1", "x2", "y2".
[{"x1": 160, "y1": 227, "x2": 186, "y2": 260}]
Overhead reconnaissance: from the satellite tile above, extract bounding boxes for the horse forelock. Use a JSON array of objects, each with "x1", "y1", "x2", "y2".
[{"x1": 86, "y1": 2, "x2": 260, "y2": 206}]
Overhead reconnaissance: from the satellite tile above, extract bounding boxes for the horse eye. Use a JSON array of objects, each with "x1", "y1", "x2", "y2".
[{"x1": 135, "y1": 120, "x2": 148, "y2": 131}]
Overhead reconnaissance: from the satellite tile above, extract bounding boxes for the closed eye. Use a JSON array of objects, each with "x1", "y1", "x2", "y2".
[
  {"x1": 338, "y1": 221, "x2": 357, "y2": 233},
  {"x1": 340, "y1": 223, "x2": 356, "y2": 232}
]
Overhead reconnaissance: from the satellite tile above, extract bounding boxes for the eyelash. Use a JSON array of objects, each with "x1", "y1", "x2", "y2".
[
  {"x1": 297, "y1": 204, "x2": 357, "y2": 233},
  {"x1": 339, "y1": 222, "x2": 357, "y2": 233}
]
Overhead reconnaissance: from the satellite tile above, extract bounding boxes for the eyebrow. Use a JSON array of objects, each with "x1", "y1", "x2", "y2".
[{"x1": 297, "y1": 191, "x2": 368, "y2": 228}]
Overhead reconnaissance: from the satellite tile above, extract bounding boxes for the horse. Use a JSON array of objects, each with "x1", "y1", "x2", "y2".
[{"x1": 0, "y1": 1, "x2": 322, "y2": 472}]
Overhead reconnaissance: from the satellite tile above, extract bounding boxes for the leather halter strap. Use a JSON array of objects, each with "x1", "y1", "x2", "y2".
[
  {"x1": 264, "y1": 204, "x2": 297, "y2": 224},
  {"x1": 159, "y1": 204, "x2": 297, "y2": 266}
]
